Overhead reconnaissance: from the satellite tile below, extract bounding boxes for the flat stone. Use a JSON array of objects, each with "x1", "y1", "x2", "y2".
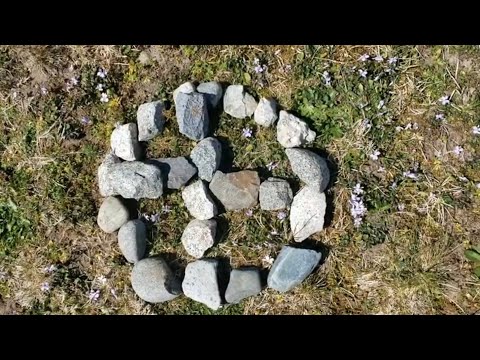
[
  {"x1": 118, "y1": 219, "x2": 147, "y2": 263},
  {"x1": 277, "y1": 111, "x2": 316, "y2": 148},
  {"x1": 150, "y1": 157, "x2": 197, "y2": 189},
  {"x1": 173, "y1": 81, "x2": 196, "y2": 104},
  {"x1": 259, "y1": 177, "x2": 293, "y2": 210},
  {"x1": 190, "y1": 137, "x2": 222, "y2": 182},
  {"x1": 286, "y1": 148, "x2": 330, "y2": 192},
  {"x1": 109, "y1": 161, "x2": 163, "y2": 200},
  {"x1": 290, "y1": 186, "x2": 326, "y2": 242},
  {"x1": 182, "y1": 180, "x2": 218, "y2": 220},
  {"x1": 225, "y1": 268, "x2": 262, "y2": 304},
  {"x1": 181, "y1": 219, "x2": 217, "y2": 258},
  {"x1": 197, "y1": 81, "x2": 223, "y2": 108},
  {"x1": 209, "y1": 170, "x2": 260, "y2": 211},
  {"x1": 137, "y1": 101, "x2": 165, "y2": 141},
  {"x1": 111, "y1": 123, "x2": 142, "y2": 161},
  {"x1": 254, "y1": 97, "x2": 278, "y2": 127},
  {"x1": 98, "y1": 153, "x2": 121, "y2": 197},
  {"x1": 223, "y1": 85, "x2": 257, "y2": 119},
  {"x1": 182, "y1": 259, "x2": 222, "y2": 310},
  {"x1": 176, "y1": 92, "x2": 210, "y2": 140},
  {"x1": 267, "y1": 246, "x2": 321, "y2": 292},
  {"x1": 97, "y1": 196, "x2": 129, "y2": 233}
]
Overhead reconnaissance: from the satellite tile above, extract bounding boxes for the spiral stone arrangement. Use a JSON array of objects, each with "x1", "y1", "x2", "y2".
[{"x1": 96, "y1": 81, "x2": 331, "y2": 310}]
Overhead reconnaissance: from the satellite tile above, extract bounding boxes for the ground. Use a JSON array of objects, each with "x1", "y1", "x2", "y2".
[{"x1": 1, "y1": 45, "x2": 480, "y2": 315}]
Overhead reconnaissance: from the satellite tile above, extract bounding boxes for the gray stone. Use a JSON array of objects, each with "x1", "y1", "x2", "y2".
[
  {"x1": 276, "y1": 111, "x2": 316, "y2": 148},
  {"x1": 118, "y1": 220, "x2": 147, "y2": 263},
  {"x1": 254, "y1": 97, "x2": 278, "y2": 127},
  {"x1": 182, "y1": 259, "x2": 222, "y2": 310},
  {"x1": 223, "y1": 85, "x2": 257, "y2": 119},
  {"x1": 150, "y1": 157, "x2": 197, "y2": 189},
  {"x1": 290, "y1": 186, "x2": 326, "y2": 242},
  {"x1": 173, "y1": 81, "x2": 196, "y2": 105},
  {"x1": 110, "y1": 123, "x2": 142, "y2": 161},
  {"x1": 98, "y1": 153, "x2": 121, "y2": 197},
  {"x1": 286, "y1": 148, "x2": 330, "y2": 192},
  {"x1": 176, "y1": 92, "x2": 210, "y2": 140},
  {"x1": 137, "y1": 101, "x2": 165, "y2": 141},
  {"x1": 259, "y1": 177, "x2": 293, "y2": 210},
  {"x1": 109, "y1": 161, "x2": 163, "y2": 200},
  {"x1": 97, "y1": 196, "x2": 129, "y2": 233},
  {"x1": 225, "y1": 268, "x2": 262, "y2": 304},
  {"x1": 131, "y1": 257, "x2": 181, "y2": 303},
  {"x1": 267, "y1": 246, "x2": 321, "y2": 293},
  {"x1": 209, "y1": 170, "x2": 260, "y2": 211},
  {"x1": 182, "y1": 180, "x2": 218, "y2": 220},
  {"x1": 197, "y1": 81, "x2": 223, "y2": 108},
  {"x1": 181, "y1": 219, "x2": 217, "y2": 258},
  {"x1": 190, "y1": 137, "x2": 222, "y2": 182}
]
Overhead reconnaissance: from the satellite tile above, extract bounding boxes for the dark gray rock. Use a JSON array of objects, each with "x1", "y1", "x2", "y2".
[
  {"x1": 225, "y1": 268, "x2": 262, "y2": 304},
  {"x1": 137, "y1": 101, "x2": 165, "y2": 141},
  {"x1": 259, "y1": 177, "x2": 293, "y2": 210},
  {"x1": 150, "y1": 157, "x2": 197, "y2": 189},
  {"x1": 118, "y1": 220, "x2": 147, "y2": 263},
  {"x1": 209, "y1": 170, "x2": 260, "y2": 211},
  {"x1": 97, "y1": 196, "x2": 129, "y2": 233},
  {"x1": 190, "y1": 137, "x2": 222, "y2": 182},
  {"x1": 182, "y1": 259, "x2": 222, "y2": 310},
  {"x1": 173, "y1": 81, "x2": 196, "y2": 105},
  {"x1": 197, "y1": 81, "x2": 223, "y2": 108},
  {"x1": 176, "y1": 92, "x2": 210, "y2": 140},
  {"x1": 109, "y1": 161, "x2": 163, "y2": 200}
]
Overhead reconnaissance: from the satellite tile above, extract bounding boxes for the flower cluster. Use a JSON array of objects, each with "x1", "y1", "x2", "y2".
[
  {"x1": 350, "y1": 183, "x2": 367, "y2": 227},
  {"x1": 322, "y1": 71, "x2": 332, "y2": 86},
  {"x1": 253, "y1": 58, "x2": 267, "y2": 74}
]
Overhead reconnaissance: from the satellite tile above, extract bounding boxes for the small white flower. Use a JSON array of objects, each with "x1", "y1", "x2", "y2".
[
  {"x1": 277, "y1": 211, "x2": 287, "y2": 221},
  {"x1": 404, "y1": 123, "x2": 412, "y2": 130},
  {"x1": 369, "y1": 150, "x2": 381, "y2": 161},
  {"x1": 43, "y1": 265, "x2": 57, "y2": 274},
  {"x1": 435, "y1": 113, "x2": 445, "y2": 121},
  {"x1": 353, "y1": 183, "x2": 364, "y2": 195},
  {"x1": 453, "y1": 145, "x2": 464, "y2": 157},
  {"x1": 412, "y1": 122, "x2": 419, "y2": 130},
  {"x1": 476, "y1": 183, "x2": 480, "y2": 189},
  {"x1": 350, "y1": 184, "x2": 367, "y2": 227},
  {"x1": 388, "y1": 57, "x2": 398, "y2": 65},
  {"x1": 439, "y1": 95, "x2": 450, "y2": 105},
  {"x1": 100, "y1": 93, "x2": 109, "y2": 103},
  {"x1": 374, "y1": 75, "x2": 380, "y2": 82},
  {"x1": 377, "y1": 166, "x2": 386, "y2": 173},
  {"x1": 270, "y1": 230, "x2": 279, "y2": 236},
  {"x1": 285, "y1": 64, "x2": 292, "y2": 71},
  {"x1": 162, "y1": 205, "x2": 171, "y2": 213},
  {"x1": 97, "y1": 68, "x2": 107, "y2": 78},
  {"x1": 322, "y1": 71, "x2": 332, "y2": 86},
  {"x1": 359, "y1": 69, "x2": 368, "y2": 78},
  {"x1": 96, "y1": 83, "x2": 104, "y2": 91},
  {"x1": 97, "y1": 275, "x2": 107, "y2": 285},
  {"x1": 262, "y1": 255, "x2": 274, "y2": 266},
  {"x1": 397, "y1": 203, "x2": 405, "y2": 211},
  {"x1": 359, "y1": 54, "x2": 370, "y2": 62},
  {"x1": 434, "y1": 150, "x2": 442, "y2": 158},
  {"x1": 150, "y1": 213, "x2": 160, "y2": 223},
  {"x1": 40, "y1": 86, "x2": 48, "y2": 95},
  {"x1": 242, "y1": 127, "x2": 253, "y2": 138},
  {"x1": 274, "y1": 50, "x2": 281, "y2": 56},
  {"x1": 395, "y1": 126, "x2": 403, "y2": 132},
  {"x1": 68, "y1": 64, "x2": 74, "y2": 72},
  {"x1": 245, "y1": 209, "x2": 253, "y2": 217},
  {"x1": 403, "y1": 171, "x2": 419, "y2": 181},
  {"x1": 391, "y1": 181, "x2": 398, "y2": 189},
  {"x1": 266, "y1": 161, "x2": 278, "y2": 171},
  {"x1": 254, "y1": 64, "x2": 264, "y2": 73},
  {"x1": 70, "y1": 77, "x2": 78, "y2": 86},
  {"x1": 362, "y1": 118, "x2": 372, "y2": 130},
  {"x1": 472, "y1": 126, "x2": 480, "y2": 135},
  {"x1": 81, "y1": 116, "x2": 91, "y2": 125},
  {"x1": 377, "y1": 100, "x2": 385, "y2": 109},
  {"x1": 110, "y1": 289, "x2": 118, "y2": 299},
  {"x1": 88, "y1": 289, "x2": 100, "y2": 302},
  {"x1": 458, "y1": 176, "x2": 468, "y2": 182},
  {"x1": 40, "y1": 282, "x2": 50, "y2": 292},
  {"x1": 373, "y1": 55, "x2": 384, "y2": 62}
]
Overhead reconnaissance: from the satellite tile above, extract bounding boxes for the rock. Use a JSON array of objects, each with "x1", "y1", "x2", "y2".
[
  {"x1": 223, "y1": 85, "x2": 257, "y2": 119},
  {"x1": 181, "y1": 219, "x2": 217, "y2": 258},
  {"x1": 276, "y1": 111, "x2": 316, "y2": 148},
  {"x1": 110, "y1": 123, "x2": 142, "y2": 161},
  {"x1": 290, "y1": 186, "x2": 326, "y2": 242},
  {"x1": 197, "y1": 81, "x2": 223, "y2": 108},
  {"x1": 138, "y1": 51, "x2": 151, "y2": 65},
  {"x1": 98, "y1": 153, "x2": 121, "y2": 197},
  {"x1": 175, "y1": 92, "x2": 210, "y2": 140},
  {"x1": 254, "y1": 97, "x2": 278, "y2": 127},
  {"x1": 182, "y1": 180, "x2": 218, "y2": 220},
  {"x1": 131, "y1": 257, "x2": 181, "y2": 303},
  {"x1": 259, "y1": 177, "x2": 293, "y2": 210},
  {"x1": 137, "y1": 101, "x2": 165, "y2": 141},
  {"x1": 118, "y1": 220, "x2": 147, "y2": 263},
  {"x1": 173, "y1": 81, "x2": 196, "y2": 104},
  {"x1": 286, "y1": 148, "x2": 330, "y2": 192},
  {"x1": 97, "y1": 196, "x2": 130, "y2": 233},
  {"x1": 190, "y1": 137, "x2": 222, "y2": 182},
  {"x1": 225, "y1": 268, "x2": 262, "y2": 304},
  {"x1": 150, "y1": 157, "x2": 197, "y2": 189},
  {"x1": 182, "y1": 259, "x2": 222, "y2": 310},
  {"x1": 267, "y1": 246, "x2": 321, "y2": 292},
  {"x1": 209, "y1": 170, "x2": 260, "y2": 211},
  {"x1": 109, "y1": 161, "x2": 163, "y2": 200}
]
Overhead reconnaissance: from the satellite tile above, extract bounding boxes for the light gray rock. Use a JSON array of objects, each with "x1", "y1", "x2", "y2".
[
  {"x1": 286, "y1": 148, "x2": 330, "y2": 192},
  {"x1": 276, "y1": 111, "x2": 316, "y2": 148},
  {"x1": 225, "y1": 268, "x2": 262, "y2": 304},
  {"x1": 267, "y1": 246, "x2": 321, "y2": 292},
  {"x1": 97, "y1": 196, "x2": 129, "y2": 233},
  {"x1": 173, "y1": 81, "x2": 196, "y2": 105},
  {"x1": 175, "y1": 92, "x2": 210, "y2": 140},
  {"x1": 110, "y1": 123, "x2": 142, "y2": 161},
  {"x1": 150, "y1": 157, "x2": 197, "y2": 189},
  {"x1": 181, "y1": 219, "x2": 217, "y2": 258},
  {"x1": 223, "y1": 85, "x2": 257, "y2": 119},
  {"x1": 109, "y1": 161, "x2": 163, "y2": 200},
  {"x1": 190, "y1": 137, "x2": 222, "y2": 182},
  {"x1": 254, "y1": 97, "x2": 278, "y2": 127},
  {"x1": 182, "y1": 180, "x2": 218, "y2": 220},
  {"x1": 137, "y1": 101, "x2": 165, "y2": 141},
  {"x1": 131, "y1": 257, "x2": 181, "y2": 303},
  {"x1": 118, "y1": 220, "x2": 147, "y2": 263},
  {"x1": 98, "y1": 153, "x2": 121, "y2": 197},
  {"x1": 197, "y1": 81, "x2": 223, "y2": 108},
  {"x1": 259, "y1": 177, "x2": 293, "y2": 210},
  {"x1": 290, "y1": 186, "x2": 326, "y2": 242},
  {"x1": 182, "y1": 259, "x2": 222, "y2": 310},
  {"x1": 209, "y1": 170, "x2": 260, "y2": 211}
]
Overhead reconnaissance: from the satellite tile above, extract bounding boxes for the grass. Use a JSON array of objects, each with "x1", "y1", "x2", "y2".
[{"x1": 1, "y1": 45, "x2": 480, "y2": 314}]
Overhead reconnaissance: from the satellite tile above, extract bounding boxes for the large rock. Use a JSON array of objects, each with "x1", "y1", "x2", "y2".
[
  {"x1": 254, "y1": 97, "x2": 278, "y2": 127},
  {"x1": 197, "y1": 81, "x2": 223, "y2": 108},
  {"x1": 259, "y1": 177, "x2": 293, "y2": 210},
  {"x1": 173, "y1": 81, "x2": 196, "y2": 105},
  {"x1": 137, "y1": 101, "x2": 165, "y2": 141},
  {"x1": 150, "y1": 157, "x2": 197, "y2": 189},
  {"x1": 109, "y1": 161, "x2": 163, "y2": 200},
  {"x1": 111, "y1": 123, "x2": 142, "y2": 161},
  {"x1": 190, "y1": 137, "x2": 222, "y2": 182},
  {"x1": 223, "y1": 85, "x2": 257, "y2": 119},
  {"x1": 286, "y1": 148, "x2": 330, "y2": 192},
  {"x1": 182, "y1": 259, "x2": 222, "y2": 310},
  {"x1": 175, "y1": 92, "x2": 210, "y2": 140},
  {"x1": 97, "y1": 196, "x2": 129, "y2": 233},
  {"x1": 209, "y1": 170, "x2": 260, "y2": 211},
  {"x1": 98, "y1": 153, "x2": 121, "y2": 197},
  {"x1": 276, "y1": 111, "x2": 316, "y2": 148},
  {"x1": 290, "y1": 186, "x2": 326, "y2": 242},
  {"x1": 267, "y1": 246, "x2": 321, "y2": 292},
  {"x1": 182, "y1": 180, "x2": 218, "y2": 220},
  {"x1": 118, "y1": 220, "x2": 147, "y2": 263},
  {"x1": 225, "y1": 268, "x2": 262, "y2": 304},
  {"x1": 131, "y1": 257, "x2": 181, "y2": 303},
  {"x1": 181, "y1": 219, "x2": 217, "y2": 258}
]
